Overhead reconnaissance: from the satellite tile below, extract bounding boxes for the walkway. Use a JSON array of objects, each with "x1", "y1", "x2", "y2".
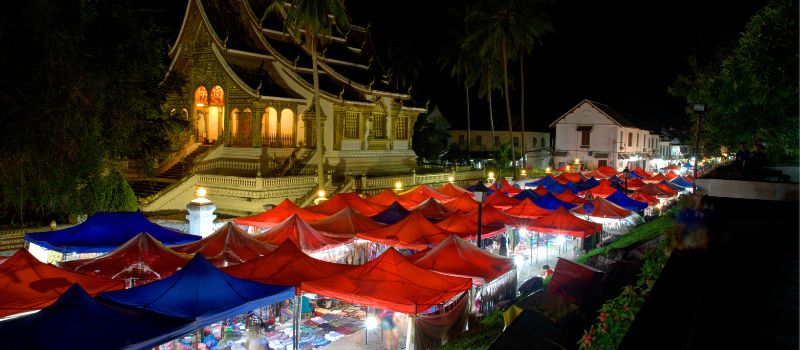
[{"x1": 129, "y1": 145, "x2": 210, "y2": 199}]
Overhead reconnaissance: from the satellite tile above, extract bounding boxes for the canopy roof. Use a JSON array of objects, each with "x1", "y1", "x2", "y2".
[
  {"x1": 596, "y1": 166, "x2": 618, "y2": 177},
  {"x1": 624, "y1": 178, "x2": 647, "y2": 190},
  {"x1": 0, "y1": 284, "x2": 192, "y2": 350},
  {"x1": 629, "y1": 191, "x2": 659, "y2": 206},
  {"x1": 413, "y1": 235, "x2": 514, "y2": 285},
  {"x1": 632, "y1": 167, "x2": 651, "y2": 178},
  {"x1": 584, "y1": 170, "x2": 609, "y2": 179},
  {"x1": 369, "y1": 189, "x2": 418, "y2": 208},
  {"x1": 310, "y1": 207, "x2": 386, "y2": 237},
  {"x1": 659, "y1": 179, "x2": 685, "y2": 191},
  {"x1": 605, "y1": 191, "x2": 650, "y2": 210},
  {"x1": 670, "y1": 176, "x2": 693, "y2": 188},
  {"x1": 643, "y1": 173, "x2": 666, "y2": 183},
  {"x1": 584, "y1": 177, "x2": 601, "y2": 188},
  {"x1": 371, "y1": 201, "x2": 412, "y2": 224},
  {"x1": 512, "y1": 189, "x2": 540, "y2": 203},
  {"x1": 301, "y1": 248, "x2": 472, "y2": 314},
  {"x1": 542, "y1": 181, "x2": 571, "y2": 194},
  {"x1": 488, "y1": 179, "x2": 522, "y2": 194},
  {"x1": 466, "y1": 182, "x2": 495, "y2": 195},
  {"x1": 555, "y1": 191, "x2": 588, "y2": 205},
  {"x1": 436, "y1": 182, "x2": 469, "y2": 197},
  {"x1": 357, "y1": 211, "x2": 450, "y2": 250},
  {"x1": 0, "y1": 250, "x2": 124, "y2": 317},
  {"x1": 253, "y1": 214, "x2": 352, "y2": 253},
  {"x1": 25, "y1": 212, "x2": 200, "y2": 253},
  {"x1": 234, "y1": 199, "x2": 329, "y2": 229},
  {"x1": 506, "y1": 198, "x2": 553, "y2": 219},
  {"x1": 533, "y1": 186, "x2": 550, "y2": 196},
  {"x1": 528, "y1": 175, "x2": 558, "y2": 188},
  {"x1": 99, "y1": 254, "x2": 294, "y2": 326},
  {"x1": 59, "y1": 233, "x2": 192, "y2": 282},
  {"x1": 554, "y1": 172, "x2": 584, "y2": 184},
  {"x1": 665, "y1": 171, "x2": 679, "y2": 180},
  {"x1": 533, "y1": 192, "x2": 577, "y2": 210},
  {"x1": 442, "y1": 192, "x2": 479, "y2": 213},
  {"x1": 579, "y1": 180, "x2": 619, "y2": 198},
  {"x1": 661, "y1": 164, "x2": 680, "y2": 171},
  {"x1": 410, "y1": 198, "x2": 456, "y2": 221},
  {"x1": 434, "y1": 211, "x2": 506, "y2": 240},
  {"x1": 488, "y1": 191, "x2": 522, "y2": 210},
  {"x1": 306, "y1": 192, "x2": 387, "y2": 216},
  {"x1": 466, "y1": 204, "x2": 528, "y2": 228},
  {"x1": 528, "y1": 207, "x2": 603, "y2": 238},
  {"x1": 223, "y1": 241, "x2": 354, "y2": 289},
  {"x1": 170, "y1": 222, "x2": 275, "y2": 267},
  {"x1": 399, "y1": 185, "x2": 452, "y2": 204},
  {"x1": 638, "y1": 183, "x2": 676, "y2": 198},
  {"x1": 571, "y1": 197, "x2": 634, "y2": 219},
  {"x1": 653, "y1": 182, "x2": 679, "y2": 196}
]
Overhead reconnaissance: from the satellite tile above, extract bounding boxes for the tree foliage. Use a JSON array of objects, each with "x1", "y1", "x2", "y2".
[
  {"x1": 412, "y1": 115, "x2": 449, "y2": 162},
  {"x1": 0, "y1": 0, "x2": 185, "y2": 225},
  {"x1": 669, "y1": 0, "x2": 798, "y2": 161}
]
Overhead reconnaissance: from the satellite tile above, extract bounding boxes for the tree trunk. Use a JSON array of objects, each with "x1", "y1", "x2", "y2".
[
  {"x1": 311, "y1": 38, "x2": 324, "y2": 193},
  {"x1": 519, "y1": 49, "x2": 527, "y2": 169},
  {"x1": 466, "y1": 86, "x2": 471, "y2": 163},
  {"x1": 488, "y1": 88, "x2": 495, "y2": 153},
  {"x1": 502, "y1": 40, "x2": 516, "y2": 178}
]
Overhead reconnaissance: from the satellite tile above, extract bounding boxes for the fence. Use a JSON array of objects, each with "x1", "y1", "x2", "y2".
[{"x1": 357, "y1": 169, "x2": 485, "y2": 195}]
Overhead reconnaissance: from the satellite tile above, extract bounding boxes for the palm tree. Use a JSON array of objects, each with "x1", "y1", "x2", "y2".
[
  {"x1": 517, "y1": 1, "x2": 554, "y2": 169},
  {"x1": 467, "y1": 0, "x2": 541, "y2": 178},
  {"x1": 467, "y1": 52, "x2": 503, "y2": 153},
  {"x1": 265, "y1": 0, "x2": 350, "y2": 193}
]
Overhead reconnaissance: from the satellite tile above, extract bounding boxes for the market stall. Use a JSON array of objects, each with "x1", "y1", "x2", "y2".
[
  {"x1": 436, "y1": 182, "x2": 469, "y2": 197},
  {"x1": 59, "y1": 233, "x2": 191, "y2": 286},
  {"x1": 466, "y1": 204, "x2": 530, "y2": 228},
  {"x1": 371, "y1": 201, "x2": 412, "y2": 224},
  {"x1": 506, "y1": 198, "x2": 554, "y2": 219},
  {"x1": 442, "y1": 192, "x2": 480, "y2": 213},
  {"x1": 253, "y1": 215, "x2": 353, "y2": 259},
  {"x1": 605, "y1": 190, "x2": 650, "y2": 211},
  {"x1": 235, "y1": 199, "x2": 329, "y2": 230},
  {"x1": 410, "y1": 198, "x2": 456, "y2": 221},
  {"x1": 306, "y1": 192, "x2": 387, "y2": 216},
  {"x1": 578, "y1": 180, "x2": 621, "y2": 198},
  {"x1": 434, "y1": 211, "x2": 507, "y2": 240},
  {"x1": 399, "y1": 184, "x2": 453, "y2": 204},
  {"x1": 368, "y1": 189, "x2": 419, "y2": 208},
  {"x1": 357, "y1": 211, "x2": 452, "y2": 251},
  {"x1": 570, "y1": 197, "x2": 644, "y2": 235},
  {"x1": 170, "y1": 222, "x2": 275, "y2": 267},
  {"x1": 0, "y1": 249, "x2": 125, "y2": 318},
  {"x1": 533, "y1": 192, "x2": 578, "y2": 210}
]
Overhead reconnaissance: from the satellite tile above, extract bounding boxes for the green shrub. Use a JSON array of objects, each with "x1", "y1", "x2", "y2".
[{"x1": 440, "y1": 310, "x2": 505, "y2": 350}]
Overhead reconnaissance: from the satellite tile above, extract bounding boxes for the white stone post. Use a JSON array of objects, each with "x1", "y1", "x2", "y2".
[{"x1": 186, "y1": 197, "x2": 216, "y2": 237}]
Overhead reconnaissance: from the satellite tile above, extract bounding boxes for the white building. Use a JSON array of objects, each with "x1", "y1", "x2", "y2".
[
  {"x1": 449, "y1": 129, "x2": 551, "y2": 169},
  {"x1": 549, "y1": 100, "x2": 656, "y2": 171}
]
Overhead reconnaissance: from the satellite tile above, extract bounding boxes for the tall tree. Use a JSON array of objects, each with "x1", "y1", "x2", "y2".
[
  {"x1": 266, "y1": 0, "x2": 351, "y2": 193},
  {"x1": 467, "y1": 0, "x2": 540, "y2": 178},
  {"x1": 467, "y1": 55, "x2": 503, "y2": 154},
  {"x1": 0, "y1": 0, "x2": 185, "y2": 225}
]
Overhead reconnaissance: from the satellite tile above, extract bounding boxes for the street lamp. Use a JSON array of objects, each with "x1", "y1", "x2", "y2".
[
  {"x1": 472, "y1": 180, "x2": 489, "y2": 249},
  {"x1": 622, "y1": 168, "x2": 630, "y2": 193},
  {"x1": 692, "y1": 103, "x2": 706, "y2": 193},
  {"x1": 313, "y1": 189, "x2": 328, "y2": 205},
  {"x1": 487, "y1": 171, "x2": 496, "y2": 186},
  {"x1": 545, "y1": 166, "x2": 551, "y2": 174}
]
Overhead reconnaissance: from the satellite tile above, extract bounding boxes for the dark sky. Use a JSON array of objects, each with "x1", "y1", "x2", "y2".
[{"x1": 349, "y1": 0, "x2": 764, "y2": 132}]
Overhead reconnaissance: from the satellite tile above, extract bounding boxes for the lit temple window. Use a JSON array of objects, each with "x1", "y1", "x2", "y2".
[
  {"x1": 194, "y1": 86, "x2": 208, "y2": 107},
  {"x1": 210, "y1": 86, "x2": 224, "y2": 106}
]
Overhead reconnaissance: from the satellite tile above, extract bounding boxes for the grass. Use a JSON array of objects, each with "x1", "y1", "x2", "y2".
[
  {"x1": 576, "y1": 214, "x2": 675, "y2": 264},
  {"x1": 439, "y1": 310, "x2": 505, "y2": 350}
]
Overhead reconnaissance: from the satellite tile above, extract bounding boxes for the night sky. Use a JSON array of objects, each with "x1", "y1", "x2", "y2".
[{"x1": 153, "y1": 0, "x2": 764, "y2": 132}]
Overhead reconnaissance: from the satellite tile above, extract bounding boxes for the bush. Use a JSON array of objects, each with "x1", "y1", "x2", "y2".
[
  {"x1": 439, "y1": 310, "x2": 505, "y2": 350},
  {"x1": 577, "y1": 215, "x2": 676, "y2": 264}
]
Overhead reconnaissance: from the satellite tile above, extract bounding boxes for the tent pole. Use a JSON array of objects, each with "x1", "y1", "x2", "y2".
[
  {"x1": 293, "y1": 294, "x2": 300, "y2": 350},
  {"x1": 406, "y1": 314, "x2": 416, "y2": 350}
]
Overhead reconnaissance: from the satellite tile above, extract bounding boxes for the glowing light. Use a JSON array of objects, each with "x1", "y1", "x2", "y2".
[
  {"x1": 514, "y1": 255, "x2": 525, "y2": 266},
  {"x1": 318, "y1": 190, "x2": 326, "y2": 198},
  {"x1": 555, "y1": 235, "x2": 566, "y2": 246},
  {"x1": 565, "y1": 165, "x2": 571, "y2": 172},
  {"x1": 574, "y1": 158, "x2": 580, "y2": 164},
  {"x1": 520, "y1": 169, "x2": 527, "y2": 177},
  {"x1": 365, "y1": 316, "x2": 378, "y2": 330},
  {"x1": 545, "y1": 167, "x2": 551, "y2": 174},
  {"x1": 519, "y1": 227, "x2": 529, "y2": 238},
  {"x1": 394, "y1": 181, "x2": 403, "y2": 190},
  {"x1": 196, "y1": 103, "x2": 205, "y2": 107},
  {"x1": 197, "y1": 187, "x2": 207, "y2": 198},
  {"x1": 448, "y1": 176, "x2": 455, "y2": 183},
  {"x1": 488, "y1": 172, "x2": 495, "y2": 179}
]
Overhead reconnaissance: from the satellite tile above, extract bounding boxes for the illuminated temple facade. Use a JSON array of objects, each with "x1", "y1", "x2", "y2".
[{"x1": 165, "y1": 0, "x2": 425, "y2": 175}]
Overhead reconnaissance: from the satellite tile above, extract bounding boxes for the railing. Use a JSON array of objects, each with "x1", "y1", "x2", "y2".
[
  {"x1": 195, "y1": 159, "x2": 260, "y2": 173},
  {"x1": 359, "y1": 169, "x2": 485, "y2": 195},
  {"x1": 154, "y1": 143, "x2": 200, "y2": 175},
  {"x1": 261, "y1": 134, "x2": 295, "y2": 149},
  {"x1": 196, "y1": 174, "x2": 316, "y2": 191},
  {"x1": 192, "y1": 142, "x2": 223, "y2": 165}
]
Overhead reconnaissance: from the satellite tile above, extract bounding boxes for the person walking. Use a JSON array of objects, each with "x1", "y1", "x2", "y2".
[{"x1": 381, "y1": 309, "x2": 400, "y2": 350}]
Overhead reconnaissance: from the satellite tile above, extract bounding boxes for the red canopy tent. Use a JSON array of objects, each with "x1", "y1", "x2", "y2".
[
  {"x1": 223, "y1": 241, "x2": 354, "y2": 290},
  {"x1": 301, "y1": 249, "x2": 472, "y2": 314},
  {"x1": 637, "y1": 184, "x2": 675, "y2": 198},
  {"x1": 0, "y1": 250, "x2": 125, "y2": 317},
  {"x1": 661, "y1": 164, "x2": 680, "y2": 171},
  {"x1": 60, "y1": 233, "x2": 192, "y2": 283},
  {"x1": 467, "y1": 204, "x2": 529, "y2": 228},
  {"x1": 596, "y1": 166, "x2": 618, "y2": 177},
  {"x1": 684, "y1": 175, "x2": 694, "y2": 183},
  {"x1": 629, "y1": 191, "x2": 659, "y2": 206},
  {"x1": 306, "y1": 192, "x2": 387, "y2": 217},
  {"x1": 632, "y1": 167, "x2": 651, "y2": 178},
  {"x1": 643, "y1": 173, "x2": 666, "y2": 184},
  {"x1": 310, "y1": 207, "x2": 386, "y2": 237},
  {"x1": 412, "y1": 235, "x2": 514, "y2": 286},
  {"x1": 410, "y1": 198, "x2": 456, "y2": 221},
  {"x1": 442, "y1": 192, "x2": 479, "y2": 213},
  {"x1": 356, "y1": 211, "x2": 451, "y2": 250},
  {"x1": 368, "y1": 189, "x2": 418, "y2": 208},
  {"x1": 485, "y1": 191, "x2": 521, "y2": 210},
  {"x1": 399, "y1": 185, "x2": 452, "y2": 204},
  {"x1": 583, "y1": 170, "x2": 608, "y2": 179},
  {"x1": 489, "y1": 179, "x2": 522, "y2": 194},
  {"x1": 170, "y1": 222, "x2": 275, "y2": 267},
  {"x1": 554, "y1": 172, "x2": 584, "y2": 184},
  {"x1": 505, "y1": 198, "x2": 553, "y2": 219},
  {"x1": 253, "y1": 214, "x2": 352, "y2": 253},
  {"x1": 234, "y1": 199, "x2": 329, "y2": 229},
  {"x1": 436, "y1": 182, "x2": 469, "y2": 198},
  {"x1": 570, "y1": 197, "x2": 634, "y2": 219},
  {"x1": 624, "y1": 178, "x2": 646, "y2": 190},
  {"x1": 528, "y1": 207, "x2": 603, "y2": 238},
  {"x1": 555, "y1": 191, "x2": 588, "y2": 205},
  {"x1": 579, "y1": 180, "x2": 619, "y2": 198},
  {"x1": 664, "y1": 171, "x2": 679, "y2": 180},
  {"x1": 533, "y1": 186, "x2": 550, "y2": 196},
  {"x1": 654, "y1": 182, "x2": 679, "y2": 196},
  {"x1": 434, "y1": 211, "x2": 506, "y2": 240}
]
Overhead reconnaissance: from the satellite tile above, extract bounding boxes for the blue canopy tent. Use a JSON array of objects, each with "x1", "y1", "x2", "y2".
[
  {"x1": 605, "y1": 191, "x2": 649, "y2": 211},
  {"x1": 529, "y1": 176, "x2": 559, "y2": 188},
  {"x1": 671, "y1": 176, "x2": 693, "y2": 189},
  {"x1": 466, "y1": 183, "x2": 495, "y2": 195},
  {"x1": 99, "y1": 254, "x2": 294, "y2": 328},
  {"x1": 532, "y1": 193, "x2": 577, "y2": 210},
  {"x1": 573, "y1": 180, "x2": 596, "y2": 192},
  {"x1": 659, "y1": 180, "x2": 685, "y2": 192},
  {"x1": 513, "y1": 189, "x2": 541, "y2": 202},
  {"x1": 543, "y1": 182, "x2": 571, "y2": 194},
  {"x1": 0, "y1": 284, "x2": 193, "y2": 350},
  {"x1": 564, "y1": 181, "x2": 582, "y2": 194},
  {"x1": 25, "y1": 212, "x2": 200, "y2": 254},
  {"x1": 584, "y1": 177, "x2": 601, "y2": 188},
  {"x1": 607, "y1": 175, "x2": 623, "y2": 184},
  {"x1": 371, "y1": 201, "x2": 412, "y2": 224}
]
